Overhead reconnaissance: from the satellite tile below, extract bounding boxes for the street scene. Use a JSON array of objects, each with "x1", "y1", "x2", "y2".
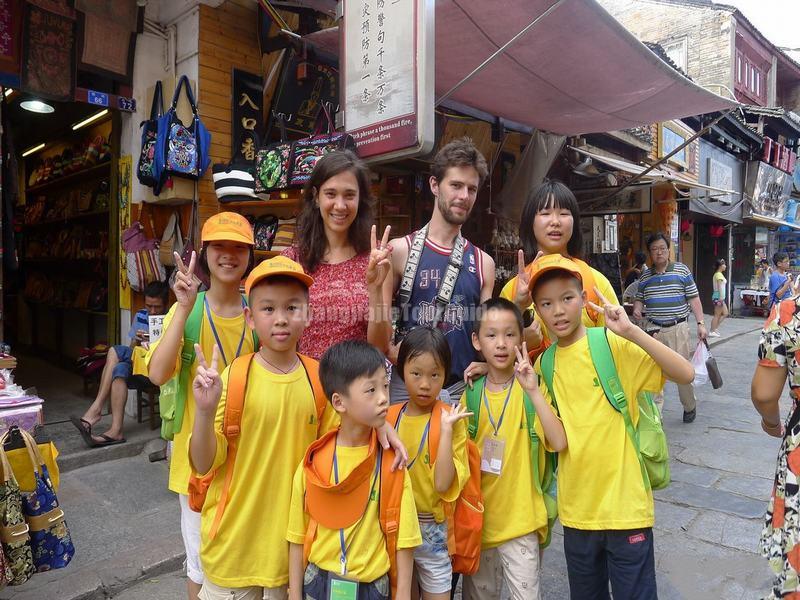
[{"x1": 0, "y1": 0, "x2": 799, "y2": 599}]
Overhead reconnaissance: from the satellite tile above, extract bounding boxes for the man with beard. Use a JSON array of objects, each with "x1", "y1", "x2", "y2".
[{"x1": 388, "y1": 137, "x2": 495, "y2": 401}]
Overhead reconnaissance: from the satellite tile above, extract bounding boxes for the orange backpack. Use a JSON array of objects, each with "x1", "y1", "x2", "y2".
[
  {"x1": 387, "y1": 401, "x2": 484, "y2": 575},
  {"x1": 302, "y1": 429, "x2": 404, "y2": 598},
  {"x1": 188, "y1": 352, "x2": 327, "y2": 540}
]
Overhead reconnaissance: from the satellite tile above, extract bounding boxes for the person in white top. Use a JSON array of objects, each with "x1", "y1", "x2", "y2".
[{"x1": 710, "y1": 258, "x2": 728, "y2": 337}]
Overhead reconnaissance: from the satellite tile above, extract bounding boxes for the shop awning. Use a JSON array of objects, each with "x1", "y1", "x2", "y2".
[
  {"x1": 304, "y1": 0, "x2": 735, "y2": 135},
  {"x1": 569, "y1": 146, "x2": 740, "y2": 198}
]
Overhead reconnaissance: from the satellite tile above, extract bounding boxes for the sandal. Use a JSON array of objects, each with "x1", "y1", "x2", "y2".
[
  {"x1": 70, "y1": 415, "x2": 95, "y2": 448},
  {"x1": 90, "y1": 434, "x2": 126, "y2": 448}
]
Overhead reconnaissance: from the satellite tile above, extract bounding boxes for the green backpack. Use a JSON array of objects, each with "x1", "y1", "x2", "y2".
[
  {"x1": 465, "y1": 377, "x2": 559, "y2": 548},
  {"x1": 539, "y1": 327, "x2": 670, "y2": 491},
  {"x1": 158, "y1": 292, "x2": 258, "y2": 441}
]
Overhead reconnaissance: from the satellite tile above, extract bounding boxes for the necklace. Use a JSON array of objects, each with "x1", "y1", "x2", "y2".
[
  {"x1": 487, "y1": 375, "x2": 514, "y2": 389},
  {"x1": 260, "y1": 352, "x2": 298, "y2": 374}
]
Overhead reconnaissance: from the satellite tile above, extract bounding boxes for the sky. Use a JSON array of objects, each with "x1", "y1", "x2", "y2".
[{"x1": 717, "y1": 0, "x2": 800, "y2": 61}]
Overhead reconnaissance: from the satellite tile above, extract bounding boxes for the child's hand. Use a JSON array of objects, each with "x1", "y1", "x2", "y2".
[
  {"x1": 514, "y1": 342, "x2": 539, "y2": 392},
  {"x1": 463, "y1": 361, "x2": 488, "y2": 389},
  {"x1": 193, "y1": 344, "x2": 222, "y2": 417},
  {"x1": 173, "y1": 250, "x2": 199, "y2": 309},
  {"x1": 440, "y1": 403, "x2": 473, "y2": 431},
  {"x1": 587, "y1": 287, "x2": 636, "y2": 339},
  {"x1": 513, "y1": 249, "x2": 533, "y2": 309},
  {"x1": 366, "y1": 225, "x2": 393, "y2": 292}
]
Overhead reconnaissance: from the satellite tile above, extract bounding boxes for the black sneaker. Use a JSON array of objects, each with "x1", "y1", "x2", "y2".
[{"x1": 683, "y1": 409, "x2": 696, "y2": 423}]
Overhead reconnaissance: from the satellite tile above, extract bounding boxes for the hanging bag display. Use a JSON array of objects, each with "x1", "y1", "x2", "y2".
[
  {"x1": 137, "y1": 80, "x2": 165, "y2": 192},
  {"x1": 255, "y1": 115, "x2": 293, "y2": 195},
  {"x1": 11, "y1": 430, "x2": 74, "y2": 572},
  {"x1": 289, "y1": 103, "x2": 357, "y2": 187},
  {"x1": 159, "y1": 210, "x2": 185, "y2": 268},
  {"x1": 154, "y1": 76, "x2": 211, "y2": 182},
  {"x1": 0, "y1": 440, "x2": 34, "y2": 585},
  {"x1": 213, "y1": 131, "x2": 259, "y2": 202},
  {"x1": 123, "y1": 205, "x2": 166, "y2": 292},
  {"x1": 169, "y1": 196, "x2": 209, "y2": 290}
]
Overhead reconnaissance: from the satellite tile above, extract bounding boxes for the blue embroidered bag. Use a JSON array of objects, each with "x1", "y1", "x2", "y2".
[
  {"x1": 15, "y1": 430, "x2": 73, "y2": 572},
  {"x1": 154, "y1": 75, "x2": 211, "y2": 182}
]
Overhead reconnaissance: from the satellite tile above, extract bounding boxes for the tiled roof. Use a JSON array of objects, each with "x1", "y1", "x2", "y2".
[
  {"x1": 643, "y1": 41, "x2": 692, "y2": 80},
  {"x1": 742, "y1": 105, "x2": 800, "y2": 132}
]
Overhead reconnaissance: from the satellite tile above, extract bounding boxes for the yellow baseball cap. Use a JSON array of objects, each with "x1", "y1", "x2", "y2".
[
  {"x1": 244, "y1": 256, "x2": 314, "y2": 296},
  {"x1": 201, "y1": 212, "x2": 255, "y2": 246},
  {"x1": 527, "y1": 254, "x2": 583, "y2": 294}
]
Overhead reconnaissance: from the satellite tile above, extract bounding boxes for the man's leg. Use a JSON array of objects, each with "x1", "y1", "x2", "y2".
[
  {"x1": 91, "y1": 378, "x2": 127, "y2": 443},
  {"x1": 674, "y1": 322, "x2": 697, "y2": 416},
  {"x1": 81, "y1": 346, "x2": 122, "y2": 424}
]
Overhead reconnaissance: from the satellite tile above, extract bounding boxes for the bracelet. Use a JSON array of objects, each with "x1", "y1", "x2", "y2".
[{"x1": 762, "y1": 417, "x2": 782, "y2": 432}]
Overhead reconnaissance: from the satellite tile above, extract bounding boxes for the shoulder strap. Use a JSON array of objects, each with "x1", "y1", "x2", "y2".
[
  {"x1": 207, "y1": 353, "x2": 255, "y2": 540},
  {"x1": 586, "y1": 328, "x2": 649, "y2": 488},
  {"x1": 174, "y1": 292, "x2": 206, "y2": 435},
  {"x1": 388, "y1": 403, "x2": 406, "y2": 429},
  {"x1": 379, "y1": 447, "x2": 404, "y2": 600},
  {"x1": 538, "y1": 343, "x2": 558, "y2": 413},
  {"x1": 433, "y1": 235, "x2": 466, "y2": 328},
  {"x1": 397, "y1": 225, "x2": 429, "y2": 310},
  {"x1": 428, "y1": 402, "x2": 443, "y2": 464},
  {"x1": 171, "y1": 75, "x2": 198, "y2": 114},
  {"x1": 465, "y1": 377, "x2": 484, "y2": 440},
  {"x1": 298, "y1": 354, "x2": 328, "y2": 430},
  {"x1": 150, "y1": 81, "x2": 164, "y2": 120}
]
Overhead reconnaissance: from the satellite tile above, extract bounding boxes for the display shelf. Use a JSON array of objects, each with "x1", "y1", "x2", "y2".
[
  {"x1": 221, "y1": 198, "x2": 299, "y2": 210},
  {"x1": 255, "y1": 250, "x2": 282, "y2": 258},
  {"x1": 25, "y1": 162, "x2": 110, "y2": 194},
  {"x1": 24, "y1": 209, "x2": 109, "y2": 228}
]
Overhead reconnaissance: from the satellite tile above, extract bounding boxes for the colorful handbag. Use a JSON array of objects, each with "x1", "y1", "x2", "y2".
[
  {"x1": 137, "y1": 80, "x2": 165, "y2": 192},
  {"x1": 155, "y1": 76, "x2": 211, "y2": 181},
  {"x1": 214, "y1": 132, "x2": 259, "y2": 202},
  {"x1": 288, "y1": 103, "x2": 357, "y2": 188},
  {"x1": 255, "y1": 116, "x2": 292, "y2": 196},
  {"x1": 123, "y1": 205, "x2": 166, "y2": 292},
  {"x1": 14, "y1": 430, "x2": 73, "y2": 572},
  {"x1": 0, "y1": 441, "x2": 33, "y2": 585}
]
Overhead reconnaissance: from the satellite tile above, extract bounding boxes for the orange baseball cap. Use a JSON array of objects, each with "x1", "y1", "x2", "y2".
[
  {"x1": 201, "y1": 212, "x2": 255, "y2": 246},
  {"x1": 527, "y1": 254, "x2": 583, "y2": 294},
  {"x1": 244, "y1": 256, "x2": 314, "y2": 296}
]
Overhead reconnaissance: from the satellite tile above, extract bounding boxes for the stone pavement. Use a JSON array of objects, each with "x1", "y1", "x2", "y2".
[{"x1": 0, "y1": 315, "x2": 776, "y2": 599}]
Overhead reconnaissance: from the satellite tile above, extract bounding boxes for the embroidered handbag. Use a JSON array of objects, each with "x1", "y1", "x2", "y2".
[
  {"x1": 255, "y1": 116, "x2": 293, "y2": 195},
  {"x1": 13, "y1": 431, "x2": 73, "y2": 572},
  {"x1": 0, "y1": 441, "x2": 33, "y2": 585},
  {"x1": 137, "y1": 80, "x2": 165, "y2": 192},
  {"x1": 123, "y1": 205, "x2": 166, "y2": 292},
  {"x1": 288, "y1": 103, "x2": 357, "y2": 188},
  {"x1": 154, "y1": 76, "x2": 211, "y2": 181}
]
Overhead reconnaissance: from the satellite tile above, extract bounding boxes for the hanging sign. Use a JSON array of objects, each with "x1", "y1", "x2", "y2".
[
  {"x1": 271, "y1": 51, "x2": 338, "y2": 136},
  {"x1": 231, "y1": 69, "x2": 264, "y2": 162},
  {"x1": 342, "y1": 0, "x2": 434, "y2": 162},
  {"x1": 87, "y1": 89, "x2": 108, "y2": 106}
]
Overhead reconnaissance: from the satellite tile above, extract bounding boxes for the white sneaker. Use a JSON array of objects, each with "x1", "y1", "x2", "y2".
[{"x1": 708, "y1": 330, "x2": 720, "y2": 337}]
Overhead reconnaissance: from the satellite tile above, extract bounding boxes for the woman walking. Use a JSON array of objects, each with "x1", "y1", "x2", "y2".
[{"x1": 709, "y1": 258, "x2": 728, "y2": 337}]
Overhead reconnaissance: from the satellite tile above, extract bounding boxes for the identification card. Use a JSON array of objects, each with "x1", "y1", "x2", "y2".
[
  {"x1": 329, "y1": 576, "x2": 359, "y2": 600},
  {"x1": 481, "y1": 436, "x2": 505, "y2": 475}
]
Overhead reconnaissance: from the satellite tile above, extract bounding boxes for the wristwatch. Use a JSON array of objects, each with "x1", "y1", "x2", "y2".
[{"x1": 522, "y1": 308, "x2": 535, "y2": 328}]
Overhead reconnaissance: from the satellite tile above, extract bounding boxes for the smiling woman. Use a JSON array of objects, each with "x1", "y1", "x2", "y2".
[{"x1": 281, "y1": 151, "x2": 394, "y2": 358}]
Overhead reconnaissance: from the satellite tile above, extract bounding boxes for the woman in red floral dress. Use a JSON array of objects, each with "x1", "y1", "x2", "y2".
[{"x1": 282, "y1": 150, "x2": 393, "y2": 359}]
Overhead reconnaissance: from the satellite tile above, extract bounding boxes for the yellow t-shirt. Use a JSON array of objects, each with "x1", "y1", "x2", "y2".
[
  {"x1": 533, "y1": 331, "x2": 665, "y2": 530},
  {"x1": 500, "y1": 264, "x2": 619, "y2": 346},
  {"x1": 286, "y1": 444, "x2": 421, "y2": 583},
  {"x1": 459, "y1": 381, "x2": 549, "y2": 548},
  {"x1": 191, "y1": 358, "x2": 339, "y2": 588},
  {"x1": 144, "y1": 301, "x2": 256, "y2": 495},
  {"x1": 394, "y1": 408, "x2": 469, "y2": 522}
]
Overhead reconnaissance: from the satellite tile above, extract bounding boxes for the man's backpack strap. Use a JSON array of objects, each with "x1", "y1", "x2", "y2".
[
  {"x1": 379, "y1": 447, "x2": 404, "y2": 600},
  {"x1": 174, "y1": 292, "x2": 205, "y2": 435},
  {"x1": 586, "y1": 328, "x2": 650, "y2": 489},
  {"x1": 207, "y1": 352, "x2": 255, "y2": 540},
  {"x1": 464, "y1": 377, "x2": 484, "y2": 440},
  {"x1": 298, "y1": 354, "x2": 328, "y2": 434}
]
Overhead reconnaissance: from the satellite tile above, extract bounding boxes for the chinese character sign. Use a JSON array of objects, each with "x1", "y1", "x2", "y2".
[{"x1": 344, "y1": 0, "x2": 432, "y2": 159}]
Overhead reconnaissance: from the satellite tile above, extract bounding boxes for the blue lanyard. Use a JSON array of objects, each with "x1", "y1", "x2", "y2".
[
  {"x1": 482, "y1": 380, "x2": 514, "y2": 437},
  {"x1": 333, "y1": 443, "x2": 381, "y2": 576},
  {"x1": 204, "y1": 296, "x2": 247, "y2": 368},
  {"x1": 395, "y1": 404, "x2": 431, "y2": 470}
]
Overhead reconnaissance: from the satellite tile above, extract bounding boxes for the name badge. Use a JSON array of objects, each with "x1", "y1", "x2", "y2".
[
  {"x1": 330, "y1": 576, "x2": 359, "y2": 600},
  {"x1": 481, "y1": 437, "x2": 505, "y2": 475}
]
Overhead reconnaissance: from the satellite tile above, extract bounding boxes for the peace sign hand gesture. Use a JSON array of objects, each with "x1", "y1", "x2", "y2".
[
  {"x1": 366, "y1": 225, "x2": 393, "y2": 291},
  {"x1": 513, "y1": 250, "x2": 533, "y2": 309},
  {"x1": 586, "y1": 287, "x2": 635, "y2": 338},
  {"x1": 192, "y1": 344, "x2": 222, "y2": 417},
  {"x1": 173, "y1": 250, "x2": 199, "y2": 309},
  {"x1": 514, "y1": 342, "x2": 539, "y2": 392}
]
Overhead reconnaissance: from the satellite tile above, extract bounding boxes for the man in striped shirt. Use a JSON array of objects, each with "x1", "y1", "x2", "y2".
[{"x1": 633, "y1": 233, "x2": 707, "y2": 423}]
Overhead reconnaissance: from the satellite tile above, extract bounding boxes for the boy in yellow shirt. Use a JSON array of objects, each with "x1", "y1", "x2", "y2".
[
  {"x1": 461, "y1": 298, "x2": 567, "y2": 600},
  {"x1": 287, "y1": 340, "x2": 422, "y2": 600},
  {"x1": 528, "y1": 255, "x2": 694, "y2": 599}
]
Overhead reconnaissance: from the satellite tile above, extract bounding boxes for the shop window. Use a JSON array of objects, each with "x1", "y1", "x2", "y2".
[{"x1": 736, "y1": 52, "x2": 743, "y2": 83}]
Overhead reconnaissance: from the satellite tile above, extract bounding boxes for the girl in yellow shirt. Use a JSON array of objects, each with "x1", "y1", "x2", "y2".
[{"x1": 391, "y1": 327, "x2": 471, "y2": 600}]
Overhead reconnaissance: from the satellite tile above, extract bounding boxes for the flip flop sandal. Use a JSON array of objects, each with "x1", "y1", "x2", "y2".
[
  {"x1": 90, "y1": 434, "x2": 126, "y2": 448},
  {"x1": 70, "y1": 415, "x2": 95, "y2": 448}
]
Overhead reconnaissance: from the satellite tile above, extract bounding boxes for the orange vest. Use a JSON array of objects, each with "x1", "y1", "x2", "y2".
[{"x1": 302, "y1": 429, "x2": 404, "y2": 596}]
